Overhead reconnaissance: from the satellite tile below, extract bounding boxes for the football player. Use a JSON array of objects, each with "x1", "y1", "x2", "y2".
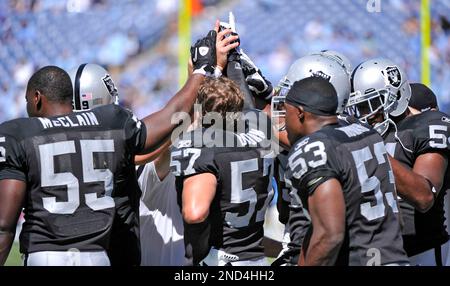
[
  {"x1": 171, "y1": 75, "x2": 274, "y2": 266},
  {"x1": 270, "y1": 51, "x2": 352, "y2": 265},
  {"x1": 69, "y1": 62, "x2": 184, "y2": 266},
  {"x1": 407, "y1": 83, "x2": 450, "y2": 266},
  {"x1": 68, "y1": 62, "x2": 144, "y2": 265},
  {"x1": 347, "y1": 58, "x2": 450, "y2": 265},
  {"x1": 284, "y1": 76, "x2": 409, "y2": 266},
  {"x1": 69, "y1": 63, "x2": 186, "y2": 265},
  {"x1": 0, "y1": 29, "x2": 220, "y2": 266},
  {"x1": 65, "y1": 23, "x2": 240, "y2": 265}
]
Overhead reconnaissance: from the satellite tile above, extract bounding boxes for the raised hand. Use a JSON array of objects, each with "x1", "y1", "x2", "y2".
[
  {"x1": 190, "y1": 30, "x2": 217, "y2": 76},
  {"x1": 214, "y1": 20, "x2": 239, "y2": 71}
]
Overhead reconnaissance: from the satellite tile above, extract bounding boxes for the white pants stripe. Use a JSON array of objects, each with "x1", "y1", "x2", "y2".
[
  {"x1": 409, "y1": 241, "x2": 450, "y2": 266},
  {"x1": 229, "y1": 257, "x2": 269, "y2": 266},
  {"x1": 25, "y1": 251, "x2": 110, "y2": 266}
]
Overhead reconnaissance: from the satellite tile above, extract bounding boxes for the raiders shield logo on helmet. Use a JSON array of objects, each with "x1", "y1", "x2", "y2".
[
  {"x1": 102, "y1": 74, "x2": 119, "y2": 97},
  {"x1": 383, "y1": 66, "x2": 401, "y2": 88},
  {"x1": 310, "y1": 70, "x2": 331, "y2": 82}
]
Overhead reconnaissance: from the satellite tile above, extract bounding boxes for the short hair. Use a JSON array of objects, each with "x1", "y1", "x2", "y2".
[
  {"x1": 26, "y1": 66, "x2": 73, "y2": 103},
  {"x1": 197, "y1": 77, "x2": 244, "y2": 118}
]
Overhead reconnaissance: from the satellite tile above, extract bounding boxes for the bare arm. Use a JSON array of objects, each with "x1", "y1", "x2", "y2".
[
  {"x1": 182, "y1": 173, "x2": 217, "y2": 224},
  {"x1": 180, "y1": 173, "x2": 217, "y2": 265},
  {"x1": 134, "y1": 139, "x2": 171, "y2": 166},
  {"x1": 140, "y1": 74, "x2": 204, "y2": 153},
  {"x1": 389, "y1": 152, "x2": 447, "y2": 212},
  {"x1": 299, "y1": 179, "x2": 345, "y2": 266},
  {"x1": 0, "y1": 179, "x2": 26, "y2": 265},
  {"x1": 215, "y1": 20, "x2": 239, "y2": 71},
  {"x1": 153, "y1": 147, "x2": 171, "y2": 181}
]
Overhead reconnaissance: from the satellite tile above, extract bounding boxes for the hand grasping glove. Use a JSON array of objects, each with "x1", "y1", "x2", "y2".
[{"x1": 214, "y1": 20, "x2": 240, "y2": 72}]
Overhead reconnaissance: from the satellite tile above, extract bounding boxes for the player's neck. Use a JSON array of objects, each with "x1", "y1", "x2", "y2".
[
  {"x1": 42, "y1": 104, "x2": 73, "y2": 118},
  {"x1": 308, "y1": 117, "x2": 338, "y2": 134}
]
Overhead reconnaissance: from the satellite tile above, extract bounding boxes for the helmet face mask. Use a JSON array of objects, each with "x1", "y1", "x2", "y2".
[
  {"x1": 346, "y1": 88, "x2": 397, "y2": 135},
  {"x1": 347, "y1": 58, "x2": 411, "y2": 135},
  {"x1": 270, "y1": 78, "x2": 290, "y2": 131},
  {"x1": 271, "y1": 78, "x2": 290, "y2": 119}
]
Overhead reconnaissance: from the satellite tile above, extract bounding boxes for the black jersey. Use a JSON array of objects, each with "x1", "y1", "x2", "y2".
[
  {"x1": 384, "y1": 111, "x2": 450, "y2": 256},
  {"x1": 279, "y1": 116, "x2": 360, "y2": 265},
  {"x1": 171, "y1": 111, "x2": 274, "y2": 263},
  {"x1": 286, "y1": 121, "x2": 409, "y2": 266},
  {"x1": 0, "y1": 104, "x2": 146, "y2": 255},
  {"x1": 275, "y1": 150, "x2": 290, "y2": 225}
]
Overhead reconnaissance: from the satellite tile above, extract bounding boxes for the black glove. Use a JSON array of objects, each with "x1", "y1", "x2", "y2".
[
  {"x1": 240, "y1": 50, "x2": 274, "y2": 101},
  {"x1": 190, "y1": 30, "x2": 217, "y2": 76}
]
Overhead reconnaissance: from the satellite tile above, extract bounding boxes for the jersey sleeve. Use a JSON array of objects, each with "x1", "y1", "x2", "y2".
[
  {"x1": 413, "y1": 112, "x2": 450, "y2": 157},
  {"x1": 94, "y1": 105, "x2": 147, "y2": 154},
  {"x1": 275, "y1": 153, "x2": 291, "y2": 225},
  {"x1": 0, "y1": 126, "x2": 27, "y2": 182},
  {"x1": 123, "y1": 110, "x2": 147, "y2": 154},
  {"x1": 286, "y1": 136, "x2": 340, "y2": 196},
  {"x1": 171, "y1": 145, "x2": 219, "y2": 179}
]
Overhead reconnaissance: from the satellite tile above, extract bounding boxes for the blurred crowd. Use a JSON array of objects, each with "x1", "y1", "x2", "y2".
[{"x1": 0, "y1": 0, "x2": 449, "y2": 123}]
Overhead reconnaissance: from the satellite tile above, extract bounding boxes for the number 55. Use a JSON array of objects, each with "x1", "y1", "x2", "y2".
[
  {"x1": 40, "y1": 140, "x2": 115, "y2": 214},
  {"x1": 0, "y1": 137, "x2": 5, "y2": 162},
  {"x1": 429, "y1": 125, "x2": 448, "y2": 148}
]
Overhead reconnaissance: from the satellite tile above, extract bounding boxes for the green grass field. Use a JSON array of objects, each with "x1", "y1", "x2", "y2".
[{"x1": 5, "y1": 242, "x2": 22, "y2": 266}]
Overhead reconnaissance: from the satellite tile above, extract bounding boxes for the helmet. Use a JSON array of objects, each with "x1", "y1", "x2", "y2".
[
  {"x1": 69, "y1": 63, "x2": 119, "y2": 111},
  {"x1": 310, "y1": 50, "x2": 352, "y2": 76},
  {"x1": 346, "y1": 58, "x2": 411, "y2": 135},
  {"x1": 271, "y1": 53, "x2": 351, "y2": 118}
]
